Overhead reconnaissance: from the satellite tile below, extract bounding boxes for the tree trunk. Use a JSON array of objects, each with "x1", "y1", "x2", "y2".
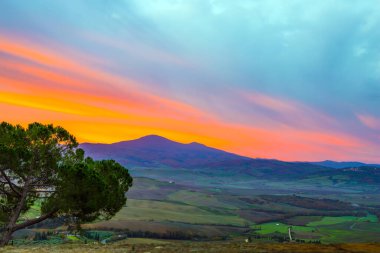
[{"x1": 0, "y1": 179, "x2": 30, "y2": 246}]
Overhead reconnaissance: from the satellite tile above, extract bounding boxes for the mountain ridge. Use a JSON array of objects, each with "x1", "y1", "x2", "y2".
[
  {"x1": 79, "y1": 135, "x2": 380, "y2": 184},
  {"x1": 80, "y1": 135, "x2": 378, "y2": 168},
  {"x1": 79, "y1": 135, "x2": 329, "y2": 179}
]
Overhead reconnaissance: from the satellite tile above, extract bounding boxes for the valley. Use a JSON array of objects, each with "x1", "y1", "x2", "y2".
[
  {"x1": 10, "y1": 135, "x2": 380, "y2": 247},
  {"x1": 79, "y1": 136, "x2": 380, "y2": 244},
  {"x1": 83, "y1": 176, "x2": 380, "y2": 244}
]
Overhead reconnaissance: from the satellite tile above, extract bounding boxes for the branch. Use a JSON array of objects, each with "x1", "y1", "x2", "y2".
[
  {"x1": 0, "y1": 170, "x2": 21, "y2": 196},
  {"x1": 12, "y1": 208, "x2": 58, "y2": 232}
]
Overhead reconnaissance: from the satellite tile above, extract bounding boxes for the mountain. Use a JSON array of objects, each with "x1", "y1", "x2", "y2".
[
  {"x1": 80, "y1": 135, "x2": 248, "y2": 168},
  {"x1": 80, "y1": 135, "x2": 329, "y2": 179},
  {"x1": 310, "y1": 160, "x2": 380, "y2": 169}
]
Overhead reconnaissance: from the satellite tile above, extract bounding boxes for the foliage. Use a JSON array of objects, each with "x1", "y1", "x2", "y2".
[
  {"x1": 33, "y1": 232, "x2": 48, "y2": 241},
  {"x1": 0, "y1": 122, "x2": 133, "y2": 246},
  {"x1": 83, "y1": 230, "x2": 113, "y2": 241},
  {"x1": 123, "y1": 229, "x2": 207, "y2": 240}
]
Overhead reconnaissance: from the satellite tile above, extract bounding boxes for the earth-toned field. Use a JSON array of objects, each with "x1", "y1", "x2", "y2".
[
  {"x1": 19, "y1": 176, "x2": 380, "y2": 246},
  {"x1": 2, "y1": 239, "x2": 380, "y2": 253},
  {"x1": 76, "y1": 176, "x2": 380, "y2": 244}
]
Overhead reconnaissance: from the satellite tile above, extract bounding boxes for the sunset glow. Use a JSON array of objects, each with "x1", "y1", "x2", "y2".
[{"x1": 1, "y1": 0, "x2": 379, "y2": 162}]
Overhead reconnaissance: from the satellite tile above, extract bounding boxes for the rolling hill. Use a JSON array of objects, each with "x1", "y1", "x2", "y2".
[
  {"x1": 310, "y1": 160, "x2": 380, "y2": 169},
  {"x1": 306, "y1": 166, "x2": 380, "y2": 185}
]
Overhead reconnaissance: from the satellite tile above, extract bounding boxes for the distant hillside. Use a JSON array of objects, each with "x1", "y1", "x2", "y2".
[
  {"x1": 306, "y1": 166, "x2": 380, "y2": 185},
  {"x1": 201, "y1": 159, "x2": 330, "y2": 178},
  {"x1": 80, "y1": 135, "x2": 329, "y2": 179},
  {"x1": 310, "y1": 160, "x2": 380, "y2": 169}
]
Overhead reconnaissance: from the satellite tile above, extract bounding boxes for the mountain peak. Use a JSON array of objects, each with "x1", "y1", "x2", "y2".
[
  {"x1": 188, "y1": 142, "x2": 206, "y2": 148},
  {"x1": 112, "y1": 135, "x2": 177, "y2": 146},
  {"x1": 136, "y1": 135, "x2": 172, "y2": 142}
]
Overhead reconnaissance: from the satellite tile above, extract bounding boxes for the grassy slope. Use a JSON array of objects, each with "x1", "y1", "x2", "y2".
[
  {"x1": 167, "y1": 190, "x2": 237, "y2": 209},
  {"x1": 111, "y1": 199, "x2": 247, "y2": 226}
]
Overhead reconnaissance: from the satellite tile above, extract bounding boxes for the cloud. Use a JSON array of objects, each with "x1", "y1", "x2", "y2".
[
  {"x1": 357, "y1": 114, "x2": 380, "y2": 130},
  {"x1": 245, "y1": 92, "x2": 298, "y2": 114},
  {"x1": 1, "y1": 0, "x2": 380, "y2": 162}
]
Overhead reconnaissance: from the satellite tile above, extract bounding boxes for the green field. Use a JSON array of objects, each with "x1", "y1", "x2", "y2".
[
  {"x1": 111, "y1": 199, "x2": 247, "y2": 226},
  {"x1": 81, "y1": 178, "x2": 380, "y2": 243},
  {"x1": 251, "y1": 214, "x2": 380, "y2": 243},
  {"x1": 307, "y1": 215, "x2": 378, "y2": 227},
  {"x1": 167, "y1": 190, "x2": 237, "y2": 209},
  {"x1": 253, "y1": 222, "x2": 315, "y2": 235},
  {"x1": 87, "y1": 177, "x2": 380, "y2": 244},
  {"x1": 10, "y1": 177, "x2": 380, "y2": 245}
]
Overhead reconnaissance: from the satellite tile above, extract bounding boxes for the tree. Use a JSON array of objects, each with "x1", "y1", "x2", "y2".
[{"x1": 0, "y1": 122, "x2": 133, "y2": 246}]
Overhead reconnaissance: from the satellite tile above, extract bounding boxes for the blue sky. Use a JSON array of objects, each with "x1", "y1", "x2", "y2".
[{"x1": 1, "y1": 0, "x2": 379, "y2": 162}]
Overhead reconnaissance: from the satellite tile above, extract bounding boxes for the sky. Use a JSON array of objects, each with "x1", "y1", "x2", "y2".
[{"x1": 0, "y1": 0, "x2": 379, "y2": 162}]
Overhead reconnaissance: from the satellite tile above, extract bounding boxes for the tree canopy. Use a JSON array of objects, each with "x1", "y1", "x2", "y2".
[{"x1": 0, "y1": 122, "x2": 133, "y2": 246}]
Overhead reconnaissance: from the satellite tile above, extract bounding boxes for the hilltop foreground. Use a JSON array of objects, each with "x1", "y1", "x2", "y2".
[{"x1": 1, "y1": 240, "x2": 380, "y2": 253}]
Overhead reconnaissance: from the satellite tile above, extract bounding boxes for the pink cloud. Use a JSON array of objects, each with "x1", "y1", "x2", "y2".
[
  {"x1": 357, "y1": 114, "x2": 380, "y2": 130},
  {"x1": 243, "y1": 91, "x2": 337, "y2": 130}
]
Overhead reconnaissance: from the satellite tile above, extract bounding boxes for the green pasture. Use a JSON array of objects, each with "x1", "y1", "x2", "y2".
[
  {"x1": 112, "y1": 199, "x2": 247, "y2": 226},
  {"x1": 253, "y1": 222, "x2": 315, "y2": 235},
  {"x1": 307, "y1": 215, "x2": 378, "y2": 227},
  {"x1": 254, "y1": 213, "x2": 380, "y2": 243},
  {"x1": 168, "y1": 190, "x2": 236, "y2": 209},
  {"x1": 66, "y1": 235, "x2": 80, "y2": 241}
]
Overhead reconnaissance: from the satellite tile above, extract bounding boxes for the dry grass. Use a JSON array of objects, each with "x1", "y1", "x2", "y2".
[{"x1": 1, "y1": 240, "x2": 380, "y2": 253}]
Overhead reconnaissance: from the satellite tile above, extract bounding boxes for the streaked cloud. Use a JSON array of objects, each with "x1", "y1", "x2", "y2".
[
  {"x1": 0, "y1": 0, "x2": 379, "y2": 162},
  {"x1": 357, "y1": 114, "x2": 380, "y2": 130}
]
